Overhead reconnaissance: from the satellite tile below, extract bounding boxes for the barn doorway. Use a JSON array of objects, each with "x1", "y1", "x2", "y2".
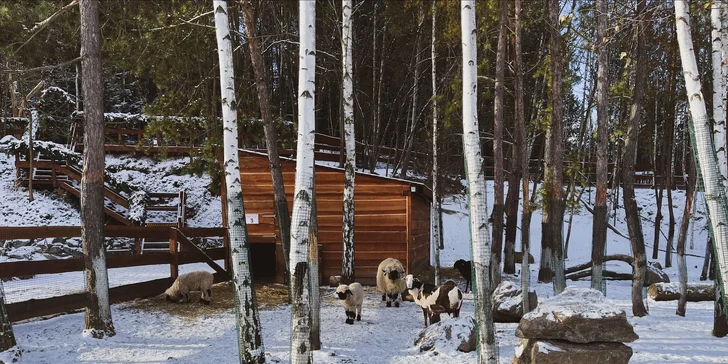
[{"x1": 249, "y1": 243, "x2": 276, "y2": 283}]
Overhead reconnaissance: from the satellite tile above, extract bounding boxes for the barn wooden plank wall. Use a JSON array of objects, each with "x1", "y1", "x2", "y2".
[{"x1": 239, "y1": 151, "x2": 431, "y2": 285}]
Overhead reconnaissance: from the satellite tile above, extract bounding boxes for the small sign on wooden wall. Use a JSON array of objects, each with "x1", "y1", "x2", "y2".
[{"x1": 246, "y1": 213, "x2": 259, "y2": 225}]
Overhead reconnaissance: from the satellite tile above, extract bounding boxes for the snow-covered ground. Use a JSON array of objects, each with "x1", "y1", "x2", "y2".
[{"x1": 1, "y1": 153, "x2": 725, "y2": 363}]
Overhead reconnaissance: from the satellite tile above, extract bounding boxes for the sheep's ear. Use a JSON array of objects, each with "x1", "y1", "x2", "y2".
[{"x1": 346, "y1": 289, "x2": 352, "y2": 296}]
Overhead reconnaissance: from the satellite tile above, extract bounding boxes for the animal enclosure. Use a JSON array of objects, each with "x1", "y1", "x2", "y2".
[{"x1": 238, "y1": 150, "x2": 432, "y2": 285}]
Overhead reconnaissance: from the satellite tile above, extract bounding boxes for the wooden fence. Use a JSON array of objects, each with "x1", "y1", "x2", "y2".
[{"x1": 0, "y1": 225, "x2": 229, "y2": 322}]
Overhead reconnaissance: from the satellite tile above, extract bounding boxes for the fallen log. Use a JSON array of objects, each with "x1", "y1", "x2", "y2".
[
  {"x1": 566, "y1": 269, "x2": 632, "y2": 281},
  {"x1": 565, "y1": 254, "x2": 634, "y2": 274},
  {"x1": 647, "y1": 282, "x2": 715, "y2": 302}
]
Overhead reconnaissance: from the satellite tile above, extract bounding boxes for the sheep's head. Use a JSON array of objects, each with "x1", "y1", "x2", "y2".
[
  {"x1": 164, "y1": 287, "x2": 181, "y2": 303},
  {"x1": 405, "y1": 274, "x2": 422, "y2": 290},
  {"x1": 454, "y1": 259, "x2": 470, "y2": 271},
  {"x1": 383, "y1": 267, "x2": 403, "y2": 281},
  {"x1": 335, "y1": 284, "x2": 352, "y2": 300}
]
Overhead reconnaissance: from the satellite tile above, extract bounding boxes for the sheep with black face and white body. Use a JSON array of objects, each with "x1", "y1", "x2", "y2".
[
  {"x1": 376, "y1": 257, "x2": 406, "y2": 307},
  {"x1": 406, "y1": 274, "x2": 463, "y2": 327},
  {"x1": 335, "y1": 282, "x2": 364, "y2": 324},
  {"x1": 165, "y1": 270, "x2": 214, "y2": 304}
]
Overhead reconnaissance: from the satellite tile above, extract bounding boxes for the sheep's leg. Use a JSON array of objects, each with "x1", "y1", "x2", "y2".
[
  {"x1": 430, "y1": 313, "x2": 441, "y2": 325},
  {"x1": 356, "y1": 305, "x2": 361, "y2": 321},
  {"x1": 381, "y1": 294, "x2": 386, "y2": 302},
  {"x1": 421, "y1": 307, "x2": 429, "y2": 328},
  {"x1": 345, "y1": 310, "x2": 355, "y2": 325},
  {"x1": 389, "y1": 293, "x2": 399, "y2": 308},
  {"x1": 385, "y1": 294, "x2": 392, "y2": 307}
]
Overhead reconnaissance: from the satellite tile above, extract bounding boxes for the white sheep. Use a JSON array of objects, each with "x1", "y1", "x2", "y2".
[
  {"x1": 376, "y1": 257, "x2": 406, "y2": 307},
  {"x1": 335, "y1": 282, "x2": 364, "y2": 324},
  {"x1": 165, "y1": 270, "x2": 214, "y2": 304},
  {"x1": 406, "y1": 274, "x2": 463, "y2": 327}
]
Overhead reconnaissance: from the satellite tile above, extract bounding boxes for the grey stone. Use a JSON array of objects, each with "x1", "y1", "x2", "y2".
[
  {"x1": 492, "y1": 281, "x2": 538, "y2": 323},
  {"x1": 415, "y1": 316, "x2": 476, "y2": 353},
  {"x1": 512, "y1": 339, "x2": 632, "y2": 364},
  {"x1": 516, "y1": 287, "x2": 638, "y2": 344},
  {"x1": 644, "y1": 261, "x2": 670, "y2": 286}
]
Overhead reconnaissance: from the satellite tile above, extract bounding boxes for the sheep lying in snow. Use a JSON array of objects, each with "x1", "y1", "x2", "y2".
[
  {"x1": 336, "y1": 282, "x2": 364, "y2": 324},
  {"x1": 376, "y1": 258, "x2": 406, "y2": 307},
  {"x1": 454, "y1": 259, "x2": 472, "y2": 293},
  {"x1": 165, "y1": 270, "x2": 214, "y2": 304},
  {"x1": 406, "y1": 274, "x2": 463, "y2": 328}
]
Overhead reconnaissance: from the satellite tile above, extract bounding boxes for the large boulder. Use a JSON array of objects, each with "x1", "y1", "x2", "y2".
[
  {"x1": 644, "y1": 261, "x2": 670, "y2": 286},
  {"x1": 414, "y1": 316, "x2": 476, "y2": 354},
  {"x1": 492, "y1": 281, "x2": 538, "y2": 323},
  {"x1": 515, "y1": 287, "x2": 638, "y2": 344},
  {"x1": 512, "y1": 339, "x2": 632, "y2": 364}
]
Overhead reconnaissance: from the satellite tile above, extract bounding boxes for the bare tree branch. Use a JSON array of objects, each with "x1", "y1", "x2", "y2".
[
  {"x1": 16, "y1": 0, "x2": 80, "y2": 53},
  {"x1": 2, "y1": 57, "x2": 81, "y2": 74}
]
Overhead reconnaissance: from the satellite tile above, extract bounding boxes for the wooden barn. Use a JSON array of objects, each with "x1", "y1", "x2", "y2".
[{"x1": 236, "y1": 150, "x2": 432, "y2": 285}]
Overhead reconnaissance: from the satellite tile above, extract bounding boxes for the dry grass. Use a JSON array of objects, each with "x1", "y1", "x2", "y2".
[{"x1": 122, "y1": 281, "x2": 291, "y2": 319}]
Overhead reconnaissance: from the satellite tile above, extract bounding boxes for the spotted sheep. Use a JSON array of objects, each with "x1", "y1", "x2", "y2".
[
  {"x1": 335, "y1": 282, "x2": 364, "y2": 324},
  {"x1": 376, "y1": 258, "x2": 407, "y2": 307},
  {"x1": 405, "y1": 274, "x2": 463, "y2": 327}
]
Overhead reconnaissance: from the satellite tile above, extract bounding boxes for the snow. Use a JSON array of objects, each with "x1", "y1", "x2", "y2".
[
  {"x1": 1, "y1": 153, "x2": 726, "y2": 362},
  {"x1": 536, "y1": 341, "x2": 565, "y2": 354},
  {"x1": 523, "y1": 287, "x2": 624, "y2": 322}
]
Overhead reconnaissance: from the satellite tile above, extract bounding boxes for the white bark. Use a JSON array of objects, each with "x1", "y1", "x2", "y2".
[
  {"x1": 461, "y1": 1, "x2": 498, "y2": 362},
  {"x1": 712, "y1": 1, "x2": 727, "y2": 188},
  {"x1": 341, "y1": 0, "x2": 355, "y2": 283},
  {"x1": 722, "y1": 3, "x2": 728, "y2": 132},
  {"x1": 213, "y1": 2, "x2": 265, "y2": 363},
  {"x1": 675, "y1": 0, "x2": 728, "y2": 328},
  {"x1": 431, "y1": 0, "x2": 441, "y2": 286},
  {"x1": 290, "y1": 1, "x2": 316, "y2": 362}
]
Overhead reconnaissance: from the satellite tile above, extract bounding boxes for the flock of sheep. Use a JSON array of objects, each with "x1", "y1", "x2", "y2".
[
  {"x1": 163, "y1": 257, "x2": 470, "y2": 329},
  {"x1": 336, "y1": 257, "x2": 464, "y2": 328}
]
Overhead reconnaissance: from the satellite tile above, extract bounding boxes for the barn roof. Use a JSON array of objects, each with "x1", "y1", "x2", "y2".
[{"x1": 239, "y1": 149, "x2": 432, "y2": 200}]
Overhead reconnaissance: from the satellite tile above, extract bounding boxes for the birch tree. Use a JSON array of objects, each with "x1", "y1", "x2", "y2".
[
  {"x1": 80, "y1": 0, "x2": 114, "y2": 339},
  {"x1": 213, "y1": 2, "x2": 265, "y2": 363},
  {"x1": 239, "y1": 0, "x2": 293, "y2": 281},
  {"x1": 623, "y1": 0, "x2": 648, "y2": 317},
  {"x1": 677, "y1": 147, "x2": 696, "y2": 316},
  {"x1": 514, "y1": 0, "x2": 530, "y2": 313},
  {"x1": 461, "y1": 1, "x2": 498, "y2": 362},
  {"x1": 289, "y1": 1, "x2": 316, "y2": 362},
  {"x1": 675, "y1": 0, "x2": 728, "y2": 331},
  {"x1": 341, "y1": 0, "x2": 355, "y2": 284},
  {"x1": 0, "y1": 279, "x2": 19, "y2": 361},
  {"x1": 591, "y1": 0, "x2": 610, "y2": 294},
  {"x1": 431, "y1": 0, "x2": 441, "y2": 286}
]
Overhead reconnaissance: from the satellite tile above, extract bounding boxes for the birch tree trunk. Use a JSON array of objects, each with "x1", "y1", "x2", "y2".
[
  {"x1": 239, "y1": 0, "x2": 293, "y2": 281},
  {"x1": 548, "y1": 0, "x2": 566, "y2": 294},
  {"x1": 0, "y1": 279, "x2": 19, "y2": 361},
  {"x1": 213, "y1": 2, "x2": 265, "y2": 363},
  {"x1": 398, "y1": 4, "x2": 425, "y2": 178},
  {"x1": 289, "y1": 1, "x2": 316, "y2": 362},
  {"x1": 341, "y1": 0, "x2": 355, "y2": 284},
  {"x1": 492, "y1": 0, "x2": 507, "y2": 273},
  {"x1": 623, "y1": 0, "x2": 648, "y2": 317},
  {"x1": 675, "y1": 0, "x2": 728, "y2": 331},
  {"x1": 591, "y1": 0, "x2": 610, "y2": 294},
  {"x1": 677, "y1": 148, "x2": 696, "y2": 316},
  {"x1": 515, "y1": 0, "x2": 530, "y2": 313},
  {"x1": 723, "y1": 2, "x2": 728, "y2": 128},
  {"x1": 80, "y1": 0, "x2": 114, "y2": 339},
  {"x1": 712, "y1": 1, "x2": 727, "y2": 187},
  {"x1": 461, "y1": 2, "x2": 498, "y2": 362},
  {"x1": 431, "y1": 0, "x2": 441, "y2": 286}
]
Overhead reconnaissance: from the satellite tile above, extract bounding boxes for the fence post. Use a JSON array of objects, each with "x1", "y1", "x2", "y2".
[{"x1": 169, "y1": 228, "x2": 178, "y2": 281}]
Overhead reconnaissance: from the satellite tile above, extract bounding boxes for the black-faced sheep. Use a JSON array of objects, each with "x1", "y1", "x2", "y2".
[
  {"x1": 165, "y1": 270, "x2": 214, "y2": 304},
  {"x1": 336, "y1": 282, "x2": 364, "y2": 324},
  {"x1": 406, "y1": 274, "x2": 463, "y2": 328},
  {"x1": 454, "y1": 259, "x2": 472, "y2": 293},
  {"x1": 376, "y1": 257, "x2": 406, "y2": 307}
]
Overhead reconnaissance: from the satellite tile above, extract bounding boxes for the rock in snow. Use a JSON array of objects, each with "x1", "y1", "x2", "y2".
[
  {"x1": 491, "y1": 281, "x2": 538, "y2": 323},
  {"x1": 512, "y1": 339, "x2": 632, "y2": 364},
  {"x1": 644, "y1": 261, "x2": 670, "y2": 286},
  {"x1": 515, "y1": 287, "x2": 638, "y2": 344},
  {"x1": 414, "y1": 316, "x2": 476, "y2": 353}
]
